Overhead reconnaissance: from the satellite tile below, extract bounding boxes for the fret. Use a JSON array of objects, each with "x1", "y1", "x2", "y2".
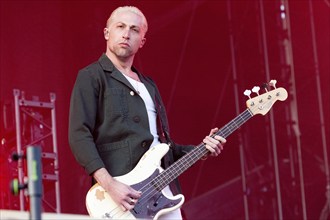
[{"x1": 153, "y1": 109, "x2": 253, "y2": 190}]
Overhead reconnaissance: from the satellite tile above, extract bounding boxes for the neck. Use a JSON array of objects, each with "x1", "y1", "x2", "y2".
[
  {"x1": 105, "y1": 51, "x2": 134, "y2": 74},
  {"x1": 106, "y1": 52, "x2": 140, "y2": 81}
]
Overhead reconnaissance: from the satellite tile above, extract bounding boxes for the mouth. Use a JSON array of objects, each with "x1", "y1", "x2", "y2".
[{"x1": 119, "y1": 42, "x2": 130, "y2": 47}]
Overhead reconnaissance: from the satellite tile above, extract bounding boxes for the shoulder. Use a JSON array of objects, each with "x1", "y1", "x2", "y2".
[
  {"x1": 79, "y1": 60, "x2": 102, "y2": 75},
  {"x1": 78, "y1": 54, "x2": 113, "y2": 77},
  {"x1": 73, "y1": 61, "x2": 107, "y2": 91},
  {"x1": 76, "y1": 60, "x2": 107, "y2": 83}
]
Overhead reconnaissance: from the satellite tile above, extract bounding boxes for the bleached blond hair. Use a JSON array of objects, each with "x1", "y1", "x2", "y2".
[{"x1": 106, "y1": 6, "x2": 148, "y2": 34}]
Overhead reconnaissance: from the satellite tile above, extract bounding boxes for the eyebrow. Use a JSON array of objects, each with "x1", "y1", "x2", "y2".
[{"x1": 116, "y1": 22, "x2": 141, "y2": 30}]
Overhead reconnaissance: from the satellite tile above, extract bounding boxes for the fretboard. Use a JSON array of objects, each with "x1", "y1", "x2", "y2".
[{"x1": 154, "y1": 108, "x2": 253, "y2": 190}]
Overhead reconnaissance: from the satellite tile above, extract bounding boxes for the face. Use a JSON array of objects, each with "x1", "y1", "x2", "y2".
[{"x1": 104, "y1": 10, "x2": 146, "y2": 60}]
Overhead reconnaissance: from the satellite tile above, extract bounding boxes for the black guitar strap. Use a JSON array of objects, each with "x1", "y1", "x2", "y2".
[
  {"x1": 142, "y1": 74, "x2": 183, "y2": 195},
  {"x1": 154, "y1": 93, "x2": 183, "y2": 195}
]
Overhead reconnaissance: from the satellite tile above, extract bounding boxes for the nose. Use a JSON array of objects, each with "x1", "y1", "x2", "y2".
[{"x1": 122, "y1": 29, "x2": 130, "y2": 40}]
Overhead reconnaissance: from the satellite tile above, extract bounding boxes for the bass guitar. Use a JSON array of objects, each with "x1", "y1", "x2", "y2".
[{"x1": 85, "y1": 80, "x2": 288, "y2": 219}]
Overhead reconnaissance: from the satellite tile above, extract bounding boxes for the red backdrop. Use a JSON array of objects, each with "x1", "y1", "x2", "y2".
[{"x1": 0, "y1": 0, "x2": 329, "y2": 219}]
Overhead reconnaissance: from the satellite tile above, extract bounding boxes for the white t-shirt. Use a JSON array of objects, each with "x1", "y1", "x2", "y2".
[{"x1": 124, "y1": 75, "x2": 161, "y2": 147}]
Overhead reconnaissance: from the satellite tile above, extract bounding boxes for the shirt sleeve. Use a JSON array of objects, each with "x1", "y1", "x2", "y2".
[{"x1": 68, "y1": 68, "x2": 105, "y2": 175}]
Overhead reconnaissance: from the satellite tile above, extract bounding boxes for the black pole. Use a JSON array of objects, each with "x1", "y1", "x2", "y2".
[{"x1": 27, "y1": 146, "x2": 43, "y2": 220}]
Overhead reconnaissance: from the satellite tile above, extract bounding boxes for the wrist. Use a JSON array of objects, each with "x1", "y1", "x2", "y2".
[{"x1": 93, "y1": 168, "x2": 113, "y2": 186}]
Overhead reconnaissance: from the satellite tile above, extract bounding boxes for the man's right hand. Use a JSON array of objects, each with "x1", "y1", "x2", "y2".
[
  {"x1": 107, "y1": 177, "x2": 142, "y2": 211},
  {"x1": 93, "y1": 168, "x2": 141, "y2": 211}
]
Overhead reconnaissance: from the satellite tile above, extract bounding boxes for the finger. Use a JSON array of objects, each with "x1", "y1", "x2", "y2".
[
  {"x1": 204, "y1": 136, "x2": 220, "y2": 146},
  {"x1": 214, "y1": 136, "x2": 226, "y2": 144},
  {"x1": 120, "y1": 204, "x2": 127, "y2": 212},
  {"x1": 209, "y1": 128, "x2": 219, "y2": 136},
  {"x1": 211, "y1": 144, "x2": 221, "y2": 154},
  {"x1": 214, "y1": 146, "x2": 221, "y2": 155},
  {"x1": 205, "y1": 144, "x2": 217, "y2": 154},
  {"x1": 127, "y1": 197, "x2": 135, "y2": 205},
  {"x1": 204, "y1": 142, "x2": 217, "y2": 153},
  {"x1": 122, "y1": 200, "x2": 135, "y2": 211},
  {"x1": 205, "y1": 144, "x2": 213, "y2": 152},
  {"x1": 204, "y1": 139, "x2": 222, "y2": 156},
  {"x1": 128, "y1": 189, "x2": 142, "y2": 199},
  {"x1": 212, "y1": 136, "x2": 226, "y2": 151}
]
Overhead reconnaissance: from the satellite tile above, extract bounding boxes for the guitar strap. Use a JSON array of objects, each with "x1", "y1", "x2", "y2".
[
  {"x1": 142, "y1": 74, "x2": 183, "y2": 195},
  {"x1": 153, "y1": 92, "x2": 183, "y2": 195}
]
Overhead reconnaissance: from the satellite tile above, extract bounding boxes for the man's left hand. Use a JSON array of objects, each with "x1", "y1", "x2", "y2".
[{"x1": 203, "y1": 128, "x2": 226, "y2": 157}]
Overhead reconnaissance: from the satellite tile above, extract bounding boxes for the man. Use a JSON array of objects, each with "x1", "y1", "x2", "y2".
[{"x1": 69, "y1": 6, "x2": 226, "y2": 219}]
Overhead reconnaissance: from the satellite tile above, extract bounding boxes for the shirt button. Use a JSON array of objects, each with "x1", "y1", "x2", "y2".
[
  {"x1": 130, "y1": 91, "x2": 135, "y2": 96},
  {"x1": 141, "y1": 142, "x2": 147, "y2": 147},
  {"x1": 133, "y1": 116, "x2": 140, "y2": 123}
]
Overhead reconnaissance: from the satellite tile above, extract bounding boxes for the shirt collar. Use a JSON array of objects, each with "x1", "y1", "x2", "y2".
[{"x1": 98, "y1": 53, "x2": 115, "y2": 72}]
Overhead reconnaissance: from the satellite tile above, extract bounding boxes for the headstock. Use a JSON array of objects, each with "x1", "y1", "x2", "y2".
[{"x1": 244, "y1": 80, "x2": 288, "y2": 115}]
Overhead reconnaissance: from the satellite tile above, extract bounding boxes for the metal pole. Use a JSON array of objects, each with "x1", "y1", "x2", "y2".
[
  {"x1": 226, "y1": 1, "x2": 250, "y2": 219},
  {"x1": 307, "y1": 1, "x2": 330, "y2": 219},
  {"x1": 258, "y1": 1, "x2": 283, "y2": 219},
  {"x1": 50, "y1": 93, "x2": 61, "y2": 213},
  {"x1": 279, "y1": 1, "x2": 308, "y2": 218},
  {"x1": 27, "y1": 146, "x2": 43, "y2": 220},
  {"x1": 13, "y1": 89, "x2": 25, "y2": 211}
]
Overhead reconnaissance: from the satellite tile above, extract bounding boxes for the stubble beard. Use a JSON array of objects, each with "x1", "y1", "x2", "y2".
[{"x1": 113, "y1": 45, "x2": 134, "y2": 60}]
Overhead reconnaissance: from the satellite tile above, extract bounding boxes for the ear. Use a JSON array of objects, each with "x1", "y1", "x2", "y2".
[
  {"x1": 140, "y1": 37, "x2": 146, "y2": 48},
  {"x1": 104, "y1": 28, "x2": 110, "y2": 40}
]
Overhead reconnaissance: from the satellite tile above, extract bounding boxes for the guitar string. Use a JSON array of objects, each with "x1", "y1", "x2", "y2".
[
  {"x1": 135, "y1": 109, "x2": 253, "y2": 208},
  {"x1": 155, "y1": 109, "x2": 252, "y2": 186},
  {"x1": 152, "y1": 109, "x2": 254, "y2": 190},
  {"x1": 131, "y1": 109, "x2": 254, "y2": 212}
]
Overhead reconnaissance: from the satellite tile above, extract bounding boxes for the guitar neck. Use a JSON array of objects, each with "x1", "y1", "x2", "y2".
[{"x1": 156, "y1": 108, "x2": 253, "y2": 189}]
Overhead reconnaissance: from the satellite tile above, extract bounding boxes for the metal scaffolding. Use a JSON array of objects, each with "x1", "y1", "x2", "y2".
[{"x1": 13, "y1": 89, "x2": 61, "y2": 213}]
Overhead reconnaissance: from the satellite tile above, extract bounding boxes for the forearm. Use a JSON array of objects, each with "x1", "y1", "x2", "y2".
[{"x1": 93, "y1": 167, "x2": 114, "y2": 190}]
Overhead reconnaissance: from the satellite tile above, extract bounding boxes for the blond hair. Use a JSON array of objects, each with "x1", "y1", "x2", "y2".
[{"x1": 106, "y1": 6, "x2": 148, "y2": 34}]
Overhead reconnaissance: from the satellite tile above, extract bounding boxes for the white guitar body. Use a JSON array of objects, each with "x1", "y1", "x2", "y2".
[{"x1": 85, "y1": 143, "x2": 185, "y2": 219}]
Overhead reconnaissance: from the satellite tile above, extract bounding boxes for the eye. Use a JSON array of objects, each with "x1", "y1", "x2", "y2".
[
  {"x1": 116, "y1": 23, "x2": 125, "y2": 29},
  {"x1": 131, "y1": 26, "x2": 140, "y2": 33}
]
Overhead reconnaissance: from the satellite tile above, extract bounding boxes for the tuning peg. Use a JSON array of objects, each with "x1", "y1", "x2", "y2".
[
  {"x1": 252, "y1": 86, "x2": 260, "y2": 95},
  {"x1": 261, "y1": 83, "x2": 269, "y2": 92},
  {"x1": 244, "y1": 89, "x2": 252, "y2": 99},
  {"x1": 269, "y1": 80, "x2": 277, "y2": 88}
]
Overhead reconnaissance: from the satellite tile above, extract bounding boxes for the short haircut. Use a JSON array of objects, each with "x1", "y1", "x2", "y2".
[{"x1": 106, "y1": 6, "x2": 148, "y2": 34}]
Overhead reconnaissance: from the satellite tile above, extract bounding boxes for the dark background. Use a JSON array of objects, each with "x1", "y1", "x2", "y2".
[{"x1": 0, "y1": 0, "x2": 329, "y2": 219}]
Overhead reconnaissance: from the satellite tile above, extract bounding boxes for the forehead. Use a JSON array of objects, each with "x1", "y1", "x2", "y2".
[{"x1": 110, "y1": 10, "x2": 144, "y2": 28}]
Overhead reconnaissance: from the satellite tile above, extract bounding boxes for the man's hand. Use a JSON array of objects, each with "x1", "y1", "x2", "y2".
[
  {"x1": 93, "y1": 168, "x2": 141, "y2": 211},
  {"x1": 107, "y1": 177, "x2": 141, "y2": 211},
  {"x1": 203, "y1": 128, "x2": 226, "y2": 158}
]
